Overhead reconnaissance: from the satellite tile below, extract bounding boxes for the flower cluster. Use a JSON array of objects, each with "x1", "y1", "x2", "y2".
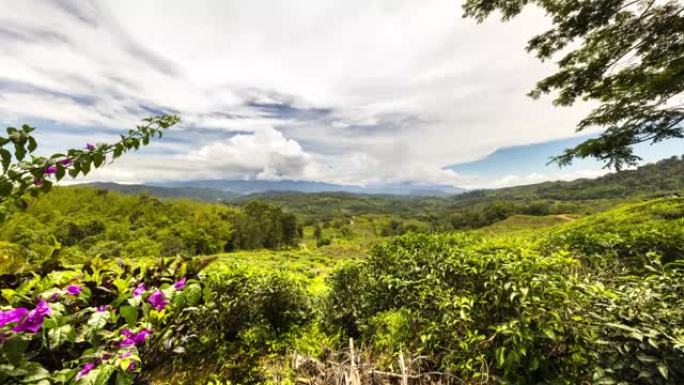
[
  {"x1": 1, "y1": 274, "x2": 191, "y2": 383},
  {"x1": 74, "y1": 276, "x2": 188, "y2": 380},
  {"x1": 0, "y1": 300, "x2": 51, "y2": 333},
  {"x1": 120, "y1": 327, "x2": 151, "y2": 346}
]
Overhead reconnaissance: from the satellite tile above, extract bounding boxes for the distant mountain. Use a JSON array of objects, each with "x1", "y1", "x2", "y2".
[
  {"x1": 80, "y1": 180, "x2": 464, "y2": 202},
  {"x1": 151, "y1": 179, "x2": 465, "y2": 196}
]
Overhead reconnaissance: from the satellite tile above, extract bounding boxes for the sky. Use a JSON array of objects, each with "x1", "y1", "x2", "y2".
[{"x1": 1, "y1": 0, "x2": 682, "y2": 189}]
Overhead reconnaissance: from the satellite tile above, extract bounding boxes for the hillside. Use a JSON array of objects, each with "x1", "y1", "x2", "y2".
[
  {"x1": 452, "y1": 155, "x2": 684, "y2": 204},
  {"x1": 81, "y1": 156, "x2": 684, "y2": 223}
]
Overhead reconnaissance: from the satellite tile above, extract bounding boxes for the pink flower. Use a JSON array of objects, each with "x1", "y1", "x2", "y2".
[
  {"x1": 77, "y1": 362, "x2": 96, "y2": 379},
  {"x1": 59, "y1": 158, "x2": 73, "y2": 166},
  {"x1": 44, "y1": 165, "x2": 57, "y2": 174},
  {"x1": 0, "y1": 307, "x2": 28, "y2": 328},
  {"x1": 119, "y1": 351, "x2": 132, "y2": 359},
  {"x1": 132, "y1": 283, "x2": 146, "y2": 297},
  {"x1": 66, "y1": 284, "x2": 81, "y2": 296},
  {"x1": 86, "y1": 143, "x2": 95, "y2": 151},
  {"x1": 147, "y1": 290, "x2": 167, "y2": 311},
  {"x1": 13, "y1": 300, "x2": 51, "y2": 333},
  {"x1": 33, "y1": 178, "x2": 44, "y2": 187},
  {"x1": 133, "y1": 328, "x2": 151, "y2": 344},
  {"x1": 127, "y1": 361, "x2": 137, "y2": 371},
  {"x1": 97, "y1": 305, "x2": 107, "y2": 312},
  {"x1": 119, "y1": 328, "x2": 151, "y2": 346},
  {"x1": 174, "y1": 277, "x2": 187, "y2": 290}
]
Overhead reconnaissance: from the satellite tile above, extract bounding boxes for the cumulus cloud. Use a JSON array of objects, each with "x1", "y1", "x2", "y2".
[{"x1": 0, "y1": 0, "x2": 605, "y2": 189}]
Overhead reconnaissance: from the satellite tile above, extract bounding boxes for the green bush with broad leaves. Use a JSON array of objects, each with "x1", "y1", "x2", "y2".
[
  {"x1": 156, "y1": 264, "x2": 312, "y2": 384},
  {"x1": 326, "y1": 199, "x2": 684, "y2": 384}
]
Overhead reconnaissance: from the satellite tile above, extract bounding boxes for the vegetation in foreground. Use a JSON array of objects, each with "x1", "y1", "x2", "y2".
[{"x1": 2, "y1": 186, "x2": 683, "y2": 384}]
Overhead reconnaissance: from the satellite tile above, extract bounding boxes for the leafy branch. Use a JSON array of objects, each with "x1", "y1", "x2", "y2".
[{"x1": 0, "y1": 115, "x2": 180, "y2": 221}]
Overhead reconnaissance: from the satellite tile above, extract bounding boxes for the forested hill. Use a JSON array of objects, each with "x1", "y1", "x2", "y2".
[
  {"x1": 74, "y1": 155, "x2": 684, "y2": 224},
  {"x1": 452, "y1": 154, "x2": 684, "y2": 203}
]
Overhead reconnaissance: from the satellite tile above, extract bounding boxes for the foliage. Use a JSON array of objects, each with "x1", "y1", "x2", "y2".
[
  {"x1": 228, "y1": 201, "x2": 301, "y2": 251},
  {"x1": 0, "y1": 116, "x2": 179, "y2": 221},
  {"x1": 0, "y1": 188, "x2": 304, "y2": 267},
  {"x1": 0, "y1": 256, "x2": 200, "y2": 385},
  {"x1": 463, "y1": 0, "x2": 684, "y2": 169},
  {"x1": 546, "y1": 198, "x2": 684, "y2": 268},
  {"x1": 158, "y1": 265, "x2": 312, "y2": 384},
  {"x1": 326, "y1": 198, "x2": 684, "y2": 384}
]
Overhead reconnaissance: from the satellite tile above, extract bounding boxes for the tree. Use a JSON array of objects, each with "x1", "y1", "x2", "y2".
[{"x1": 463, "y1": 0, "x2": 684, "y2": 169}]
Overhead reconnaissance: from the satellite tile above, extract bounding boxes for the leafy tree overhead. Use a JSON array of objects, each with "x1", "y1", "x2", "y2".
[{"x1": 463, "y1": 0, "x2": 684, "y2": 169}]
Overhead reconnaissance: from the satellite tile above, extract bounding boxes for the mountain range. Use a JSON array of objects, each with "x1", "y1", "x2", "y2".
[{"x1": 83, "y1": 179, "x2": 465, "y2": 201}]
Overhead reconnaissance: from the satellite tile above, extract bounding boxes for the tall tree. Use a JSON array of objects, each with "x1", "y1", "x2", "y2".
[{"x1": 464, "y1": 0, "x2": 684, "y2": 169}]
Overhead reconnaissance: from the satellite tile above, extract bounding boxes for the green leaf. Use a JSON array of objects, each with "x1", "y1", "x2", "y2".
[
  {"x1": 56, "y1": 164, "x2": 65, "y2": 181},
  {"x1": 0, "y1": 181, "x2": 13, "y2": 196},
  {"x1": 186, "y1": 283, "x2": 202, "y2": 305},
  {"x1": 86, "y1": 310, "x2": 110, "y2": 330},
  {"x1": 93, "y1": 364, "x2": 115, "y2": 385},
  {"x1": 115, "y1": 371, "x2": 134, "y2": 385},
  {"x1": 496, "y1": 346, "x2": 506, "y2": 367},
  {"x1": 81, "y1": 159, "x2": 91, "y2": 175},
  {"x1": 1, "y1": 335, "x2": 29, "y2": 365},
  {"x1": 120, "y1": 305, "x2": 138, "y2": 327},
  {"x1": 0, "y1": 148, "x2": 11, "y2": 171},
  {"x1": 21, "y1": 362, "x2": 50, "y2": 382},
  {"x1": 657, "y1": 362, "x2": 668, "y2": 379},
  {"x1": 27, "y1": 137, "x2": 37, "y2": 153},
  {"x1": 14, "y1": 144, "x2": 25, "y2": 161},
  {"x1": 48, "y1": 324, "x2": 74, "y2": 349},
  {"x1": 93, "y1": 152, "x2": 104, "y2": 168}
]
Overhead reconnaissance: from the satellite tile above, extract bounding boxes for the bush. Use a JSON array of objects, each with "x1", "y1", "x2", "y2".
[
  {"x1": 168, "y1": 266, "x2": 312, "y2": 384},
  {"x1": 0, "y1": 256, "x2": 199, "y2": 385},
  {"x1": 326, "y1": 229, "x2": 684, "y2": 384}
]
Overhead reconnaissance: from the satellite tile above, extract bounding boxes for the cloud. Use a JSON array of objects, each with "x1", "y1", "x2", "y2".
[{"x1": 0, "y1": 0, "x2": 610, "y2": 188}]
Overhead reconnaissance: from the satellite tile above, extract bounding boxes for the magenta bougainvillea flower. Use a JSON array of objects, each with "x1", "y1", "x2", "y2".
[
  {"x1": 120, "y1": 328, "x2": 152, "y2": 346},
  {"x1": 44, "y1": 165, "x2": 57, "y2": 174},
  {"x1": 86, "y1": 143, "x2": 95, "y2": 151},
  {"x1": 59, "y1": 158, "x2": 73, "y2": 166},
  {"x1": 97, "y1": 305, "x2": 107, "y2": 312},
  {"x1": 132, "y1": 283, "x2": 146, "y2": 297},
  {"x1": 0, "y1": 307, "x2": 28, "y2": 328},
  {"x1": 148, "y1": 290, "x2": 168, "y2": 311},
  {"x1": 174, "y1": 277, "x2": 187, "y2": 290},
  {"x1": 127, "y1": 361, "x2": 137, "y2": 371},
  {"x1": 77, "y1": 362, "x2": 96, "y2": 379},
  {"x1": 66, "y1": 284, "x2": 81, "y2": 296},
  {"x1": 33, "y1": 178, "x2": 44, "y2": 187},
  {"x1": 134, "y1": 328, "x2": 151, "y2": 344},
  {"x1": 13, "y1": 300, "x2": 51, "y2": 333}
]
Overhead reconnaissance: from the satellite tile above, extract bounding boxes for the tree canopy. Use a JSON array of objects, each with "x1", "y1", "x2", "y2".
[{"x1": 463, "y1": 0, "x2": 684, "y2": 169}]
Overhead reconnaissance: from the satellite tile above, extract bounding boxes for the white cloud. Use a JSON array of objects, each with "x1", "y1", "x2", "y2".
[{"x1": 0, "y1": 0, "x2": 603, "y2": 188}]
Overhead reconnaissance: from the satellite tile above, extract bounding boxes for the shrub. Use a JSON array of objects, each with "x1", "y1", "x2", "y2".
[
  {"x1": 327, "y1": 229, "x2": 684, "y2": 384},
  {"x1": 168, "y1": 266, "x2": 311, "y2": 384}
]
